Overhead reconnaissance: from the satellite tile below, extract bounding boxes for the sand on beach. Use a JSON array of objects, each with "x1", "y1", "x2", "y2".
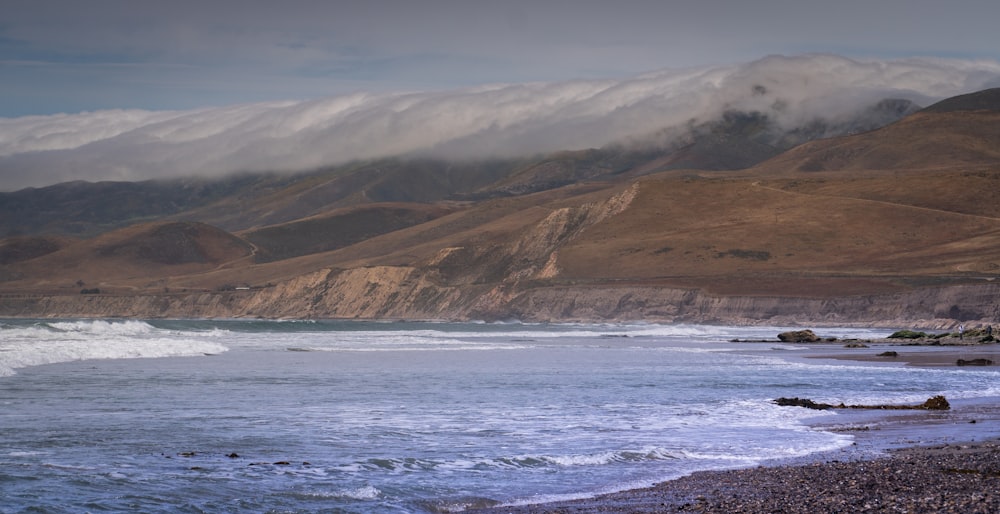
[{"x1": 812, "y1": 344, "x2": 1000, "y2": 368}]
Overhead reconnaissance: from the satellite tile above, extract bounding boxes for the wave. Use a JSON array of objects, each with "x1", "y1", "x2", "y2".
[
  {"x1": 46, "y1": 319, "x2": 159, "y2": 336},
  {"x1": 114, "y1": 319, "x2": 894, "y2": 344},
  {"x1": 289, "y1": 485, "x2": 381, "y2": 501},
  {"x1": 286, "y1": 342, "x2": 533, "y2": 353},
  {"x1": 0, "y1": 319, "x2": 228, "y2": 376},
  {"x1": 353, "y1": 439, "x2": 812, "y2": 476}
]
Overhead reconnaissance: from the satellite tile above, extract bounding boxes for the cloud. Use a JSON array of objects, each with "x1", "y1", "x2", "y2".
[
  {"x1": 5, "y1": 2, "x2": 1000, "y2": 118},
  {"x1": 2, "y1": 54, "x2": 1000, "y2": 191}
]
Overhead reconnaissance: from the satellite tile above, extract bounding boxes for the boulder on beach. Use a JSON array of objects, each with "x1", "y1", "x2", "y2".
[
  {"x1": 956, "y1": 358, "x2": 993, "y2": 366},
  {"x1": 777, "y1": 330, "x2": 820, "y2": 343}
]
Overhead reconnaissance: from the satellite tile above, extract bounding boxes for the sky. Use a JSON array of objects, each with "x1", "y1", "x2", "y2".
[{"x1": 2, "y1": 0, "x2": 1000, "y2": 190}]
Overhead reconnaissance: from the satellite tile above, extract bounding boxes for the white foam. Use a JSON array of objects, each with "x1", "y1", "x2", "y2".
[
  {"x1": 536, "y1": 446, "x2": 684, "y2": 467},
  {"x1": 0, "y1": 320, "x2": 228, "y2": 376},
  {"x1": 290, "y1": 343, "x2": 532, "y2": 352},
  {"x1": 325, "y1": 323, "x2": 894, "y2": 346},
  {"x1": 47, "y1": 319, "x2": 158, "y2": 336},
  {"x1": 336, "y1": 485, "x2": 381, "y2": 500}
]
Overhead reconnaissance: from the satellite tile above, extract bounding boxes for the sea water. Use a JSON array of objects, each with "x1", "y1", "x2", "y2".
[{"x1": 1, "y1": 319, "x2": 998, "y2": 513}]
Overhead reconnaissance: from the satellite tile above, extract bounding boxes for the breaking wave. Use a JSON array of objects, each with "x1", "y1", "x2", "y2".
[{"x1": 0, "y1": 319, "x2": 228, "y2": 376}]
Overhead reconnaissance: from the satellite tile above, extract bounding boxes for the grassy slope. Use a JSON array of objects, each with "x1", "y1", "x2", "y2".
[{"x1": 554, "y1": 169, "x2": 1000, "y2": 296}]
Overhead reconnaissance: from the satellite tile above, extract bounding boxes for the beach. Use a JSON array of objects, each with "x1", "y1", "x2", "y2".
[
  {"x1": 474, "y1": 440, "x2": 1000, "y2": 513},
  {"x1": 474, "y1": 346, "x2": 1000, "y2": 513},
  {"x1": 3, "y1": 320, "x2": 996, "y2": 512}
]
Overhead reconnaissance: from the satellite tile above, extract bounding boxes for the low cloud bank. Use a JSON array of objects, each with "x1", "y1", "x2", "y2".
[{"x1": 2, "y1": 54, "x2": 999, "y2": 191}]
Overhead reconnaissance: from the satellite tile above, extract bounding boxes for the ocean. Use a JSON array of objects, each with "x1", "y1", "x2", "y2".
[{"x1": 1, "y1": 319, "x2": 997, "y2": 513}]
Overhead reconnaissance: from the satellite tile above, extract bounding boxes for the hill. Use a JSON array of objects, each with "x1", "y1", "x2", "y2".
[
  {"x1": 0, "y1": 235, "x2": 75, "y2": 265},
  {"x1": 0, "y1": 97, "x2": 919, "y2": 239},
  {"x1": 755, "y1": 88, "x2": 1000, "y2": 174},
  {"x1": 0, "y1": 88, "x2": 998, "y2": 325},
  {"x1": 240, "y1": 203, "x2": 456, "y2": 263},
  {"x1": 921, "y1": 87, "x2": 1000, "y2": 113},
  {"x1": 4, "y1": 222, "x2": 254, "y2": 294}
]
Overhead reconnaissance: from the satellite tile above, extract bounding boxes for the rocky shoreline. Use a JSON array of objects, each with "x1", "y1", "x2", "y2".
[
  {"x1": 473, "y1": 440, "x2": 1000, "y2": 513},
  {"x1": 473, "y1": 393, "x2": 1000, "y2": 514},
  {"x1": 468, "y1": 345, "x2": 1000, "y2": 514}
]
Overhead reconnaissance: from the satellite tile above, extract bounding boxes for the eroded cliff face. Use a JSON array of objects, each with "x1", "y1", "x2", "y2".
[
  {"x1": 3, "y1": 270, "x2": 997, "y2": 329},
  {"x1": 500, "y1": 282, "x2": 1000, "y2": 328},
  {"x1": 2, "y1": 179, "x2": 997, "y2": 328}
]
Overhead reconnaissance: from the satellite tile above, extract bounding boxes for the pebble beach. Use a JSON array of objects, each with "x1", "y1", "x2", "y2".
[
  {"x1": 476, "y1": 346, "x2": 1000, "y2": 514},
  {"x1": 477, "y1": 440, "x2": 1000, "y2": 513}
]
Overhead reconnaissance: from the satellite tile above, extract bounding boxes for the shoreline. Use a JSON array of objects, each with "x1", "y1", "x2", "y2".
[
  {"x1": 472, "y1": 348, "x2": 1000, "y2": 513},
  {"x1": 473, "y1": 399, "x2": 1000, "y2": 513},
  {"x1": 475, "y1": 440, "x2": 1000, "y2": 513},
  {"x1": 809, "y1": 344, "x2": 1000, "y2": 368}
]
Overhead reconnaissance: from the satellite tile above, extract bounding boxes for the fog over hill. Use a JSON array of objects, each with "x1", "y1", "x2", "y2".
[{"x1": 2, "y1": 54, "x2": 1000, "y2": 191}]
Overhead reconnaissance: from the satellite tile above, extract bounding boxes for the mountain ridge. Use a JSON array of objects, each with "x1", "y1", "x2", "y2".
[
  {"x1": 0, "y1": 95, "x2": 921, "y2": 238},
  {"x1": 1, "y1": 88, "x2": 999, "y2": 326}
]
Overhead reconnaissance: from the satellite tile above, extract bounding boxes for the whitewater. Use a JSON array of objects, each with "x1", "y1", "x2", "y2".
[{"x1": 1, "y1": 319, "x2": 998, "y2": 512}]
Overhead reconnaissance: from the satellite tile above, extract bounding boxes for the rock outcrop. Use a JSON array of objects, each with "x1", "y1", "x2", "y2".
[
  {"x1": 3, "y1": 274, "x2": 999, "y2": 328},
  {"x1": 778, "y1": 330, "x2": 821, "y2": 342},
  {"x1": 774, "y1": 395, "x2": 951, "y2": 411},
  {"x1": 956, "y1": 358, "x2": 994, "y2": 366}
]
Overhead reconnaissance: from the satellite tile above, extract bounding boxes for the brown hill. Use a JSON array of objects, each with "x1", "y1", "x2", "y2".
[
  {"x1": 240, "y1": 202, "x2": 456, "y2": 263},
  {"x1": 152, "y1": 165, "x2": 999, "y2": 301},
  {"x1": 0, "y1": 97, "x2": 920, "y2": 240},
  {"x1": 553, "y1": 170, "x2": 1000, "y2": 295},
  {"x1": 3, "y1": 221, "x2": 253, "y2": 293},
  {"x1": 172, "y1": 159, "x2": 512, "y2": 232},
  {"x1": 921, "y1": 87, "x2": 1000, "y2": 113},
  {"x1": 0, "y1": 235, "x2": 75, "y2": 265},
  {"x1": 754, "y1": 109, "x2": 1000, "y2": 173},
  {"x1": 1, "y1": 88, "x2": 999, "y2": 324}
]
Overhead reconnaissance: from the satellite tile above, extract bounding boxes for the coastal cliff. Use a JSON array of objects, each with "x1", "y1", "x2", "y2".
[
  {"x1": 3, "y1": 89, "x2": 1000, "y2": 326},
  {"x1": 3, "y1": 271, "x2": 997, "y2": 329}
]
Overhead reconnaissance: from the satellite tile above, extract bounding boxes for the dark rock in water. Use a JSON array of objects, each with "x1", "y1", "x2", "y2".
[
  {"x1": 877, "y1": 351, "x2": 898, "y2": 357},
  {"x1": 957, "y1": 358, "x2": 993, "y2": 366},
  {"x1": 774, "y1": 397, "x2": 837, "y2": 410},
  {"x1": 777, "y1": 330, "x2": 820, "y2": 343},
  {"x1": 844, "y1": 342, "x2": 869, "y2": 348},
  {"x1": 227, "y1": 453, "x2": 240, "y2": 459},
  {"x1": 919, "y1": 396, "x2": 950, "y2": 410},
  {"x1": 774, "y1": 395, "x2": 949, "y2": 411}
]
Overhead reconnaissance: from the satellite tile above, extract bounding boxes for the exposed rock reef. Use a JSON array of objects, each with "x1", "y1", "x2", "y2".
[{"x1": 773, "y1": 395, "x2": 951, "y2": 410}]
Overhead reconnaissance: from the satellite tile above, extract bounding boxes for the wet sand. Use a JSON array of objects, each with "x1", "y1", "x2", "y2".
[
  {"x1": 472, "y1": 346, "x2": 1000, "y2": 513},
  {"x1": 809, "y1": 343, "x2": 1000, "y2": 368}
]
